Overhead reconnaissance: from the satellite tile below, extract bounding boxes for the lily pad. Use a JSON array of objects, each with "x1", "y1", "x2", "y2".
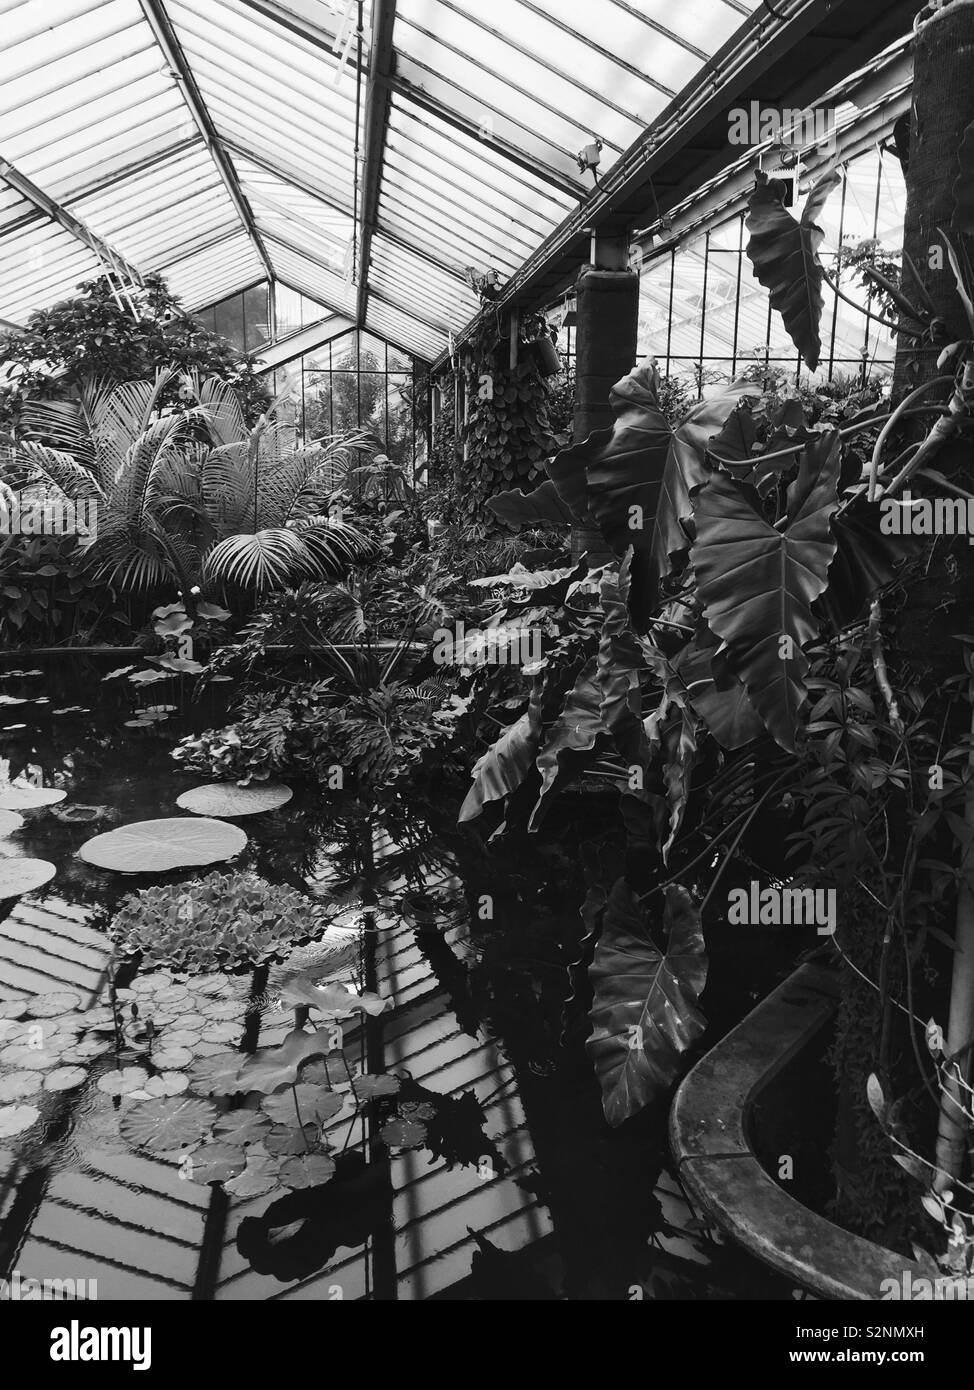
[
  {"x1": 200, "y1": 1021, "x2": 242, "y2": 1044},
  {"x1": 0, "y1": 810, "x2": 24, "y2": 835},
  {"x1": 0, "y1": 1103, "x2": 40, "y2": 1137},
  {"x1": 263, "y1": 1123, "x2": 319, "y2": 1156},
  {"x1": 0, "y1": 998, "x2": 28, "y2": 1019},
  {"x1": 61, "y1": 1039, "x2": 110, "y2": 1062},
  {"x1": 213, "y1": 1110, "x2": 271, "y2": 1146},
  {"x1": 186, "y1": 1142, "x2": 246, "y2": 1184},
  {"x1": 43, "y1": 1066, "x2": 87, "y2": 1091},
  {"x1": 176, "y1": 783, "x2": 293, "y2": 818},
  {"x1": 188, "y1": 1051, "x2": 246, "y2": 1095},
  {"x1": 25, "y1": 991, "x2": 83, "y2": 1018},
  {"x1": 141, "y1": 1072, "x2": 189, "y2": 1097},
  {"x1": 78, "y1": 818, "x2": 247, "y2": 873},
  {"x1": 223, "y1": 1154, "x2": 282, "y2": 1197},
  {"x1": 279, "y1": 1153, "x2": 336, "y2": 1189},
  {"x1": 379, "y1": 1117, "x2": 428, "y2": 1149},
  {"x1": 97, "y1": 1067, "x2": 149, "y2": 1096},
  {"x1": 260, "y1": 1086, "x2": 343, "y2": 1126},
  {"x1": 0, "y1": 857, "x2": 56, "y2": 898},
  {"x1": 0, "y1": 1071, "x2": 40, "y2": 1102},
  {"x1": 119, "y1": 1096, "x2": 217, "y2": 1151},
  {"x1": 352, "y1": 1074, "x2": 402, "y2": 1101},
  {"x1": 150, "y1": 1047, "x2": 193, "y2": 1070},
  {"x1": 0, "y1": 782, "x2": 66, "y2": 811}
]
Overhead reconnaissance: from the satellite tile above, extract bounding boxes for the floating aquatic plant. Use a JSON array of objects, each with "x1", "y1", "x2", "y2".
[
  {"x1": 108, "y1": 870, "x2": 325, "y2": 972},
  {"x1": 78, "y1": 817, "x2": 246, "y2": 872}
]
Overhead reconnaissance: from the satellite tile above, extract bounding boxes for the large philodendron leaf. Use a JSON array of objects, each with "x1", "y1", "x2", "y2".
[
  {"x1": 650, "y1": 380, "x2": 760, "y2": 592},
  {"x1": 528, "y1": 658, "x2": 606, "y2": 830},
  {"x1": 746, "y1": 168, "x2": 840, "y2": 370},
  {"x1": 691, "y1": 430, "x2": 841, "y2": 752},
  {"x1": 668, "y1": 624, "x2": 765, "y2": 751},
  {"x1": 586, "y1": 878, "x2": 707, "y2": 1126},
  {"x1": 458, "y1": 680, "x2": 543, "y2": 823},
  {"x1": 596, "y1": 555, "x2": 653, "y2": 775},
  {"x1": 486, "y1": 480, "x2": 576, "y2": 529}
]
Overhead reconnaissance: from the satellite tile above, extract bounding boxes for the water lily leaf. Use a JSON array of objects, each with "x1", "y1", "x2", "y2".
[
  {"x1": 42, "y1": 1065, "x2": 88, "y2": 1091},
  {"x1": 25, "y1": 991, "x2": 83, "y2": 1018},
  {"x1": 297, "y1": 1053, "x2": 350, "y2": 1088},
  {"x1": 150, "y1": 1047, "x2": 193, "y2": 1070},
  {"x1": 50, "y1": 804, "x2": 107, "y2": 824},
  {"x1": 152, "y1": 656, "x2": 207, "y2": 674},
  {"x1": 0, "y1": 998, "x2": 28, "y2": 1018},
  {"x1": 187, "y1": 1142, "x2": 246, "y2": 1184},
  {"x1": 189, "y1": 1051, "x2": 246, "y2": 1095},
  {"x1": 237, "y1": 1029, "x2": 335, "y2": 1094},
  {"x1": 587, "y1": 879, "x2": 708, "y2": 1126},
  {"x1": 278, "y1": 979, "x2": 387, "y2": 1017},
  {"x1": 0, "y1": 1103, "x2": 40, "y2": 1137},
  {"x1": 260, "y1": 1086, "x2": 343, "y2": 1126},
  {"x1": 79, "y1": 817, "x2": 247, "y2": 872},
  {"x1": 4, "y1": 1047, "x2": 63, "y2": 1070},
  {"x1": 97, "y1": 1066, "x2": 149, "y2": 1096},
  {"x1": 176, "y1": 782, "x2": 293, "y2": 817},
  {"x1": 201, "y1": 1021, "x2": 243, "y2": 1045},
  {"x1": 0, "y1": 781, "x2": 66, "y2": 810},
  {"x1": 379, "y1": 1117, "x2": 427, "y2": 1149},
  {"x1": 61, "y1": 1039, "x2": 111, "y2": 1063},
  {"x1": 141, "y1": 1072, "x2": 189, "y2": 1097},
  {"x1": 119, "y1": 1096, "x2": 217, "y2": 1151},
  {"x1": 352, "y1": 1074, "x2": 401, "y2": 1101},
  {"x1": 0, "y1": 1071, "x2": 40, "y2": 1101},
  {"x1": 0, "y1": 810, "x2": 24, "y2": 835},
  {"x1": 213, "y1": 1110, "x2": 272, "y2": 1145},
  {"x1": 128, "y1": 670, "x2": 174, "y2": 686},
  {"x1": 264, "y1": 1123, "x2": 320, "y2": 1155},
  {"x1": 224, "y1": 1153, "x2": 282, "y2": 1197},
  {"x1": 279, "y1": 1153, "x2": 336, "y2": 1189}
]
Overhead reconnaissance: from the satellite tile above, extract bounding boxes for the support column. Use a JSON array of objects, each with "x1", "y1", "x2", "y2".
[{"x1": 571, "y1": 234, "x2": 639, "y2": 562}]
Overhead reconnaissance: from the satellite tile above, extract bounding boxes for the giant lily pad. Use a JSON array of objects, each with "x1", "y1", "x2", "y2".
[
  {"x1": 0, "y1": 782, "x2": 66, "y2": 811},
  {"x1": 119, "y1": 1096, "x2": 217, "y2": 1151},
  {"x1": 279, "y1": 1153, "x2": 336, "y2": 1189},
  {"x1": 0, "y1": 1103, "x2": 40, "y2": 1137},
  {"x1": 279, "y1": 979, "x2": 387, "y2": 1017},
  {"x1": 176, "y1": 782, "x2": 293, "y2": 817},
  {"x1": 78, "y1": 818, "x2": 247, "y2": 873},
  {"x1": 0, "y1": 810, "x2": 24, "y2": 835},
  {"x1": 0, "y1": 858, "x2": 56, "y2": 898}
]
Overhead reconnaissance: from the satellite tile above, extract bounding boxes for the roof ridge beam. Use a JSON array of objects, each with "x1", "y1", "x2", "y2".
[
  {"x1": 137, "y1": 0, "x2": 275, "y2": 284},
  {"x1": 0, "y1": 155, "x2": 146, "y2": 284},
  {"x1": 356, "y1": 0, "x2": 397, "y2": 327}
]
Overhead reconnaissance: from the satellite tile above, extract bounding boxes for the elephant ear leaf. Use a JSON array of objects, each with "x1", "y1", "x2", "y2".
[
  {"x1": 691, "y1": 429, "x2": 840, "y2": 753},
  {"x1": 586, "y1": 879, "x2": 707, "y2": 1127},
  {"x1": 528, "y1": 658, "x2": 605, "y2": 830},
  {"x1": 486, "y1": 480, "x2": 576, "y2": 529},
  {"x1": 746, "y1": 167, "x2": 840, "y2": 370},
  {"x1": 651, "y1": 378, "x2": 760, "y2": 592},
  {"x1": 458, "y1": 682, "x2": 543, "y2": 823}
]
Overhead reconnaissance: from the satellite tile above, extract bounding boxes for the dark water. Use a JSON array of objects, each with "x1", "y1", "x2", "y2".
[{"x1": 0, "y1": 659, "x2": 796, "y2": 1300}]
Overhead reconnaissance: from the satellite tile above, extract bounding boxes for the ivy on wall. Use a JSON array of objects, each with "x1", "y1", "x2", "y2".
[{"x1": 454, "y1": 313, "x2": 568, "y2": 526}]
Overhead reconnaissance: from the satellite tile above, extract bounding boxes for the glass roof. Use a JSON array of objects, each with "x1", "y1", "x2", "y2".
[{"x1": 2, "y1": 0, "x2": 777, "y2": 360}]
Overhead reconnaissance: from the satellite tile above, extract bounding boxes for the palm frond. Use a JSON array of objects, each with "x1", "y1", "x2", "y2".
[
  {"x1": 204, "y1": 528, "x2": 309, "y2": 590},
  {"x1": 13, "y1": 442, "x2": 105, "y2": 503}
]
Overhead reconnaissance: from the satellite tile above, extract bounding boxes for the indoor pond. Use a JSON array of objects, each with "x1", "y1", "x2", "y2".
[{"x1": 0, "y1": 662, "x2": 795, "y2": 1301}]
